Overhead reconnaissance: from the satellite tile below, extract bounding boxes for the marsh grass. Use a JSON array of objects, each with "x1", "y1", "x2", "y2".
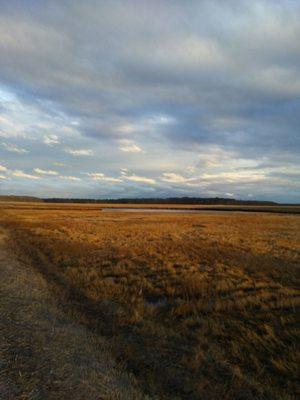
[{"x1": 1, "y1": 203, "x2": 299, "y2": 399}]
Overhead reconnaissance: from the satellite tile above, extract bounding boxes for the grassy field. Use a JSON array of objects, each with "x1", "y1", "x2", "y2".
[{"x1": 0, "y1": 202, "x2": 299, "y2": 399}]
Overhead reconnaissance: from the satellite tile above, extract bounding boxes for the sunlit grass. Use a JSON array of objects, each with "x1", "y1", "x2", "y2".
[{"x1": 1, "y1": 203, "x2": 299, "y2": 399}]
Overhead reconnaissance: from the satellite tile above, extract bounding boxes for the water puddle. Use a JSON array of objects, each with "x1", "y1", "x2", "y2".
[{"x1": 102, "y1": 208, "x2": 232, "y2": 214}]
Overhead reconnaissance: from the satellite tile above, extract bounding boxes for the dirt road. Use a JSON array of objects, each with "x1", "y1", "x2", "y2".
[{"x1": 0, "y1": 228, "x2": 145, "y2": 400}]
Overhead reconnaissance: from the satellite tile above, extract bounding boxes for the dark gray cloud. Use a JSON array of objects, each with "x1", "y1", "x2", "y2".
[{"x1": 0, "y1": 0, "x2": 299, "y2": 201}]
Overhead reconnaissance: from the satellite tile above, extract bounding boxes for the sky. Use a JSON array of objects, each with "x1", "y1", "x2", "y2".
[{"x1": 0, "y1": 0, "x2": 299, "y2": 202}]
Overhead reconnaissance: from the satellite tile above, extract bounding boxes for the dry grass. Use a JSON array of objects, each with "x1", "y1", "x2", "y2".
[
  {"x1": 0, "y1": 203, "x2": 299, "y2": 399},
  {"x1": 0, "y1": 228, "x2": 145, "y2": 400},
  {"x1": 2, "y1": 201, "x2": 300, "y2": 213}
]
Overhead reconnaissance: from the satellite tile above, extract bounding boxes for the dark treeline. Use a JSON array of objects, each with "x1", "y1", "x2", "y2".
[
  {"x1": 43, "y1": 197, "x2": 278, "y2": 205},
  {"x1": 0, "y1": 195, "x2": 41, "y2": 202}
]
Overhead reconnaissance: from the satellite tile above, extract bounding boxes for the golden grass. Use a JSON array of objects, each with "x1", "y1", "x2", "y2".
[
  {"x1": 0, "y1": 228, "x2": 144, "y2": 400},
  {"x1": 1, "y1": 203, "x2": 299, "y2": 399},
  {"x1": 2, "y1": 200, "x2": 300, "y2": 214}
]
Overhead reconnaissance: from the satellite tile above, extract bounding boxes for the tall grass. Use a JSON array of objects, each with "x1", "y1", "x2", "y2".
[{"x1": 1, "y1": 204, "x2": 299, "y2": 399}]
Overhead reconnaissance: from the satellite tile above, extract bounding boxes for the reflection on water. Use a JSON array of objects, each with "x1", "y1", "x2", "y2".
[{"x1": 101, "y1": 208, "x2": 232, "y2": 214}]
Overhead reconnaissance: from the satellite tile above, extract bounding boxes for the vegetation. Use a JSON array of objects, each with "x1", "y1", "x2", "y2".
[
  {"x1": 5, "y1": 194, "x2": 300, "y2": 206},
  {"x1": 0, "y1": 195, "x2": 41, "y2": 202},
  {"x1": 0, "y1": 227, "x2": 143, "y2": 400},
  {"x1": 0, "y1": 202, "x2": 299, "y2": 399},
  {"x1": 43, "y1": 197, "x2": 279, "y2": 206}
]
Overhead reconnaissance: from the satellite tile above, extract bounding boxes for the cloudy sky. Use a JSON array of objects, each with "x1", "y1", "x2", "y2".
[{"x1": 0, "y1": 0, "x2": 299, "y2": 202}]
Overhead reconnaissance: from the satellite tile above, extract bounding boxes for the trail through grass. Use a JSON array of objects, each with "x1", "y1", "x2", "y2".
[{"x1": 0, "y1": 228, "x2": 146, "y2": 400}]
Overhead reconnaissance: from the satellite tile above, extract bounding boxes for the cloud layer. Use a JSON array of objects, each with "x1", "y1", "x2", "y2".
[{"x1": 0, "y1": 0, "x2": 299, "y2": 201}]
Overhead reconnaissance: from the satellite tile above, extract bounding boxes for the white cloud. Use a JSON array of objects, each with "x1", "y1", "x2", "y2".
[
  {"x1": 65, "y1": 148, "x2": 93, "y2": 156},
  {"x1": 0, "y1": 114, "x2": 24, "y2": 138},
  {"x1": 186, "y1": 166, "x2": 196, "y2": 173},
  {"x1": 0, "y1": 174, "x2": 7, "y2": 179},
  {"x1": 12, "y1": 170, "x2": 40, "y2": 179},
  {"x1": 34, "y1": 168, "x2": 58, "y2": 175},
  {"x1": 118, "y1": 139, "x2": 143, "y2": 153},
  {"x1": 198, "y1": 147, "x2": 234, "y2": 168},
  {"x1": 160, "y1": 172, "x2": 201, "y2": 186},
  {"x1": 124, "y1": 174, "x2": 156, "y2": 185},
  {"x1": 86, "y1": 172, "x2": 123, "y2": 183},
  {"x1": 53, "y1": 162, "x2": 67, "y2": 167},
  {"x1": 44, "y1": 135, "x2": 59, "y2": 145},
  {"x1": 201, "y1": 171, "x2": 267, "y2": 184},
  {"x1": 120, "y1": 168, "x2": 129, "y2": 175},
  {"x1": 0, "y1": 164, "x2": 7, "y2": 172},
  {"x1": 116, "y1": 114, "x2": 174, "y2": 136},
  {"x1": 2, "y1": 142, "x2": 28, "y2": 154},
  {"x1": 86, "y1": 172, "x2": 104, "y2": 179},
  {"x1": 59, "y1": 175, "x2": 81, "y2": 181},
  {"x1": 116, "y1": 124, "x2": 136, "y2": 134},
  {"x1": 102, "y1": 177, "x2": 123, "y2": 183},
  {"x1": 161, "y1": 172, "x2": 188, "y2": 183}
]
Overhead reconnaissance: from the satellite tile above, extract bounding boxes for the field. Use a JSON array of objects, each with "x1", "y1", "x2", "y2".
[{"x1": 0, "y1": 202, "x2": 299, "y2": 399}]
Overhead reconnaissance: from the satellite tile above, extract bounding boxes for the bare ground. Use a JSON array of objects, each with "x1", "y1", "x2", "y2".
[{"x1": 0, "y1": 228, "x2": 146, "y2": 400}]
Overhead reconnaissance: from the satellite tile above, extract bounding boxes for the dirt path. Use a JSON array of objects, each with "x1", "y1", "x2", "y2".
[{"x1": 0, "y1": 228, "x2": 145, "y2": 400}]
